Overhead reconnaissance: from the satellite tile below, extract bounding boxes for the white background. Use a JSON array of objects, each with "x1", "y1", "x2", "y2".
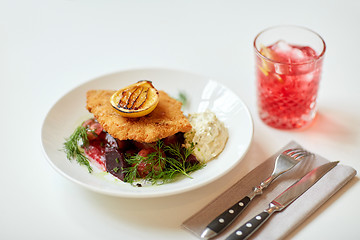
[{"x1": 1, "y1": 0, "x2": 359, "y2": 239}]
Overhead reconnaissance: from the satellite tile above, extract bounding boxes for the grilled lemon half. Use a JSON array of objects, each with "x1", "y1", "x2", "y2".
[{"x1": 110, "y1": 80, "x2": 159, "y2": 118}]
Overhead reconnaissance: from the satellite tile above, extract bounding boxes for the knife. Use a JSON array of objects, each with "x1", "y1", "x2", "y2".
[
  {"x1": 201, "y1": 149, "x2": 310, "y2": 239},
  {"x1": 225, "y1": 161, "x2": 339, "y2": 240}
]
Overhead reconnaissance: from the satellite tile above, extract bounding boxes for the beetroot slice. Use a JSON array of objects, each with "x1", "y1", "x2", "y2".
[{"x1": 105, "y1": 147, "x2": 129, "y2": 181}]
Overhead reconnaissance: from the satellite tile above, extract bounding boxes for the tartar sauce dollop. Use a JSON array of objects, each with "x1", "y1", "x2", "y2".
[{"x1": 184, "y1": 110, "x2": 228, "y2": 162}]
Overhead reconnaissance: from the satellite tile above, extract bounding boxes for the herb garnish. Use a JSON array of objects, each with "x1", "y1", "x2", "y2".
[
  {"x1": 63, "y1": 126, "x2": 92, "y2": 173},
  {"x1": 124, "y1": 141, "x2": 204, "y2": 185},
  {"x1": 63, "y1": 123, "x2": 205, "y2": 185},
  {"x1": 177, "y1": 91, "x2": 188, "y2": 108}
]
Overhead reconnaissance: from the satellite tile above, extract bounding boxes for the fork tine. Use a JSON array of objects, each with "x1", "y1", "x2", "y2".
[
  {"x1": 291, "y1": 150, "x2": 307, "y2": 157},
  {"x1": 284, "y1": 148, "x2": 304, "y2": 155},
  {"x1": 283, "y1": 148, "x2": 301, "y2": 155},
  {"x1": 285, "y1": 148, "x2": 311, "y2": 160},
  {"x1": 293, "y1": 152, "x2": 307, "y2": 160},
  {"x1": 288, "y1": 149, "x2": 311, "y2": 160}
]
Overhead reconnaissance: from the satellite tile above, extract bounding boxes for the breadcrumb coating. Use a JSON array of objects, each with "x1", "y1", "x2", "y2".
[{"x1": 86, "y1": 90, "x2": 192, "y2": 143}]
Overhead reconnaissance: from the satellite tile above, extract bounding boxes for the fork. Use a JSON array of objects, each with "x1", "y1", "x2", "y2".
[{"x1": 200, "y1": 148, "x2": 311, "y2": 239}]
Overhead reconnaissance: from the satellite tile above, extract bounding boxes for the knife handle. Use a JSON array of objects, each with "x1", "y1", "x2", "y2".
[
  {"x1": 225, "y1": 207, "x2": 275, "y2": 240},
  {"x1": 204, "y1": 196, "x2": 251, "y2": 237},
  {"x1": 225, "y1": 211, "x2": 271, "y2": 240}
]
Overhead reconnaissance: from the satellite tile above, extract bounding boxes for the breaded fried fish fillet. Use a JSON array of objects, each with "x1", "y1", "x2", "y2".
[{"x1": 86, "y1": 90, "x2": 192, "y2": 143}]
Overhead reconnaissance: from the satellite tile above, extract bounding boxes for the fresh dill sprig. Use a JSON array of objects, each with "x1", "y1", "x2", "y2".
[
  {"x1": 123, "y1": 140, "x2": 204, "y2": 185},
  {"x1": 123, "y1": 154, "x2": 143, "y2": 183},
  {"x1": 164, "y1": 141, "x2": 194, "y2": 163},
  {"x1": 163, "y1": 142, "x2": 202, "y2": 178},
  {"x1": 123, "y1": 146, "x2": 167, "y2": 185},
  {"x1": 63, "y1": 126, "x2": 92, "y2": 173},
  {"x1": 177, "y1": 92, "x2": 188, "y2": 107}
]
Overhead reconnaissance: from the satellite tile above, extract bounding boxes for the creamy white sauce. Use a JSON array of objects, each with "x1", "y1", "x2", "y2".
[{"x1": 184, "y1": 110, "x2": 228, "y2": 162}]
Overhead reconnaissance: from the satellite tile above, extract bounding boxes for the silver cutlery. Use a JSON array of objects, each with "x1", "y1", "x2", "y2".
[
  {"x1": 201, "y1": 148, "x2": 311, "y2": 239},
  {"x1": 225, "y1": 161, "x2": 338, "y2": 240}
]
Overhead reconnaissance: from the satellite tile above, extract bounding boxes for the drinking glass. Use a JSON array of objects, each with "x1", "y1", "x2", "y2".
[{"x1": 254, "y1": 25, "x2": 326, "y2": 129}]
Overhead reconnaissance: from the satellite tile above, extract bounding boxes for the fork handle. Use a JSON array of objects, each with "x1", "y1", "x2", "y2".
[{"x1": 201, "y1": 196, "x2": 251, "y2": 239}]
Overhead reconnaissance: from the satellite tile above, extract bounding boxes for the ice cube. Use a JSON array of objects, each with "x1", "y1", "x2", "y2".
[
  {"x1": 303, "y1": 72, "x2": 315, "y2": 82},
  {"x1": 272, "y1": 40, "x2": 316, "y2": 63},
  {"x1": 273, "y1": 40, "x2": 292, "y2": 53},
  {"x1": 291, "y1": 48, "x2": 306, "y2": 63}
]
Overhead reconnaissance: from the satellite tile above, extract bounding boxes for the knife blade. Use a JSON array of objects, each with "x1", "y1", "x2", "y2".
[{"x1": 225, "y1": 161, "x2": 339, "y2": 240}]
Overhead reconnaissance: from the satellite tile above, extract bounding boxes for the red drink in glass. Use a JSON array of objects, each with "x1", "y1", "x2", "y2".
[{"x1": 254, "y1": 26, "x2": 326, "y2": 129}]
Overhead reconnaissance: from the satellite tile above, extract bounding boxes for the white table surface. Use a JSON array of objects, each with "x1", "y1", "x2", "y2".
[{"x1": 1, "y1": 0, "x2": 359, "y2": 239}]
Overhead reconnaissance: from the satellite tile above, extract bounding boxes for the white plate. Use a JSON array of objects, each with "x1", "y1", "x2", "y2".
[{"x1": 41, "y1": 68, "x2": 253, "y2": 198}]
